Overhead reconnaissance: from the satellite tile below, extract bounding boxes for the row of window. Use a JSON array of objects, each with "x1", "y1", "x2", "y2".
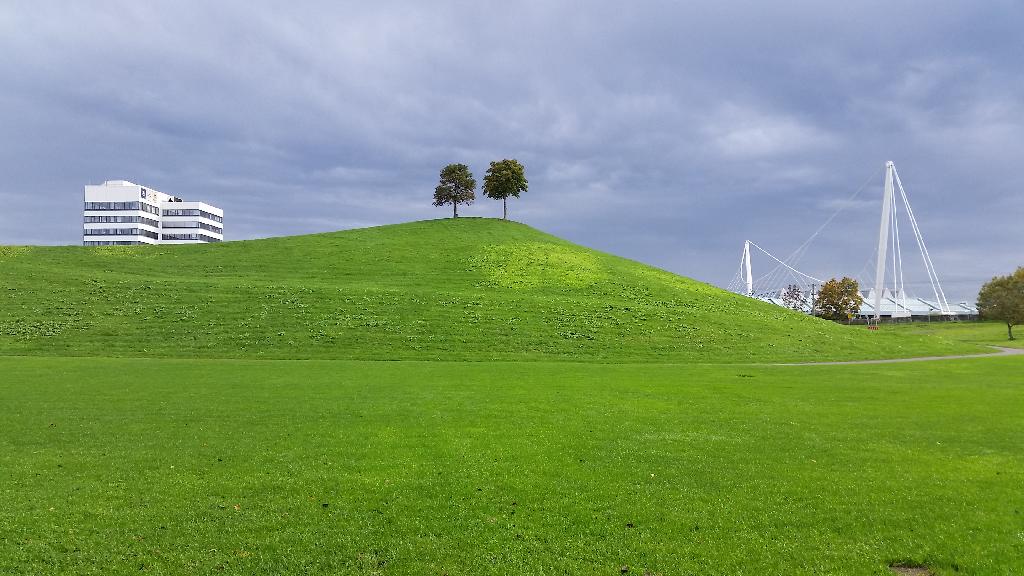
[
  {"x1": 160, "y1": 221, "x2": 223, "y2": 234},
  {"x1": 162, "y1": 208, "x2": 223, "y2": 223},
  {"x1": 84, "y1": 201, "x2": 160, "y2": 215},
  {"x1": 83, "y1": 229, "x2": 221, "y2": 242},
  {"x1": 84, "y1": 215, "x2": 161, "y2": 227},
  {"x1": 83, "y1": 241, "x2": 146, "y2": 246},
  {"x1": 83, "y1": 217, "x2": 222, "y2": 234},
  {"x1": 161, "y1": 233, "x2": 222, "y2": 242},
  {"x1": 84, "y1": 228, "x2": 160, "y2": 240}
]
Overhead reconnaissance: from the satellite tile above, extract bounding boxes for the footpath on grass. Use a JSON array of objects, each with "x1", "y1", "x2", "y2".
[{"x1": 777, "y1": 345, "x2": 1024, "y2": 366}]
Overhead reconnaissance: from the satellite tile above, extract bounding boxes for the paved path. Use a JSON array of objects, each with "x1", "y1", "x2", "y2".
[{"x1": 776, "y1": 346, "x2": 1024, "y2": 366}]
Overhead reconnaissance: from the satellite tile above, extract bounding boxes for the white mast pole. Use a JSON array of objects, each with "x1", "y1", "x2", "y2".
[
  {"x1": 873, "y1": 161, "x2": 895, "y2": 320},
  {"x1": 744, "y1": 240, "x2": 753, "y2": 296},
  {"x1": 891, "y1": 167, "x2": 952, "y2": 314}
]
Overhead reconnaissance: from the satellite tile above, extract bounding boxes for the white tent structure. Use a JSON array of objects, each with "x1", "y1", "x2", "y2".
[
  {"x1": 870, "y1": 161, "x2": 951, "y2": 319},
  {"x1": 728, "y1": 161, "x2": 978, "y2": 321}
]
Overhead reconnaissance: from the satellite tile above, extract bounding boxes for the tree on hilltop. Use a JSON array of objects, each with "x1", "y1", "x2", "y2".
[
  {"x1": 814, "y1": 277, "x2": 862, "y2": 322},
  {"x1": 433, "y1": 163, "x2": 476, "y2": 218},
  {"x1": 482, "y1": 159, "x2": 528, "y2": 220},
  {"x1": 977, "y1": 267, "x2": 1024, "y2": 340}
]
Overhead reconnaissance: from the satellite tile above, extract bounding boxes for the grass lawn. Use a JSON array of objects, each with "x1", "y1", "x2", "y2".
[
  {"x1": 2, "y1": 355, "x2": 1022, "y2": 575},
  {"x1": 885, "y1": 320, "x2": 1023, "y2": 349}
]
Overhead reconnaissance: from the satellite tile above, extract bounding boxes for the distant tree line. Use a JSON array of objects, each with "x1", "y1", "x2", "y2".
[{"x1": 432, "y1": 160, "x2": 528, "y2": 220}]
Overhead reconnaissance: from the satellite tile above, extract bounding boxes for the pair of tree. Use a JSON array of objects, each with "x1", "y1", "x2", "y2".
[
  {"x1": 977, "y1": 267, "x2": 1024, "y2": 340},
  {"x1": 814, "y1": 277, "x2": 863, "y2": 322},
  {"x1": 432, "y1": 160, "x2": 528, "y2": 219}
]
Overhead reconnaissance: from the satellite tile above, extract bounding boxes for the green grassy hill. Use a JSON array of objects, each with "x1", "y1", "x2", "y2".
[
  {"x1": 3, "y1": 218, "x2": 1021, "y2": 575},
  {"x1": 0, "y1": 218, "x2": 976, "y2": 362}
]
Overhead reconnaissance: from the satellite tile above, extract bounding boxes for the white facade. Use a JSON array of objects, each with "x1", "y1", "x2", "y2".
[{"x1": 83, "y1": 180, "x2": 223, "y2": 245}]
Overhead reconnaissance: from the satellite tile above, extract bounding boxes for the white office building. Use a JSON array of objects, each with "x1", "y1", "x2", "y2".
[{"x1": 83, "y1": 180, "x2": 224, "y2": 245}]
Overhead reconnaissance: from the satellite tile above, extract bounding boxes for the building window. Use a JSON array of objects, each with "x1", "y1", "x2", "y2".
[
  {"x1": 84, "y1": 228, "x2": 159, "y2": 240},
  {"x1": 162, "y1": 208, "x2": 223, "y2": 223},
  {"x1": 161, "y1": 221, "x2": 223, "y2": 234},
  {"x1": 84, "y1": 215, "x2": 160, "y2": 227},
  {"x1": 84, "y1": 201, "x2": 141, "y2": 211},
  {"x1": 160, "y1": 233, "x2": 222, "y2": 242}
]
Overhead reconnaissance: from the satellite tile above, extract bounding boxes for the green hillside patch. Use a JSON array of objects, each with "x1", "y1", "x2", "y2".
[
  {"x1": 0, "y1": 218, "x2": 980, "y2": 362},
  {"x1": 469, "y1": 242, "x2": 606, "y2": 288}
]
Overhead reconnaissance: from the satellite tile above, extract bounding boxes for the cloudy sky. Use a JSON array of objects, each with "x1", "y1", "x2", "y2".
[{"x1": 2, "y1": 1, "x2": 1021, "y2": 300}]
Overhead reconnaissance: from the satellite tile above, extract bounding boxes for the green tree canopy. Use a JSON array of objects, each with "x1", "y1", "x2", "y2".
[
  {"x1": 977, "y1": 266, "x2": 1024, "y2": 340},
  {"x1": 482, "y1": 159, "x2": 528, "y2": 220},
  {"x1": 814, "y1": 277, "x2": 863, "y2": 322},
  {"x1": 433, "y1": 163, "x2": 476, "y2": 218}
]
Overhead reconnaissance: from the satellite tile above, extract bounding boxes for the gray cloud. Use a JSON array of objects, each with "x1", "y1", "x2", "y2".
[{"x1": 1, "y1": 0, "x2": 1022, "y2": 301}]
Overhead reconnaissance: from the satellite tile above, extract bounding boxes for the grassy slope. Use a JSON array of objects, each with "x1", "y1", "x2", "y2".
[
  {"x1": 0, "y1": 218, "x2": 980, "y2": 362},
  {"x1": 2, "y1": 355, "x2": 1022, "y2": 575},
  {"x1": 889, "y1": 320, "x2": 1023, "y2": 349}
]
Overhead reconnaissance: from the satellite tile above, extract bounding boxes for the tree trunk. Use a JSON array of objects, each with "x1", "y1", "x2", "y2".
[
  {"x1": 453, "y1": 202, "x2": 458, "y2": 218},
  {"x1": 503, "y1": 197, "x2": 507, "y2": 220},
  {"x1": 1010, "y1": 323, "x2": 1015, "y2": 340}
]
